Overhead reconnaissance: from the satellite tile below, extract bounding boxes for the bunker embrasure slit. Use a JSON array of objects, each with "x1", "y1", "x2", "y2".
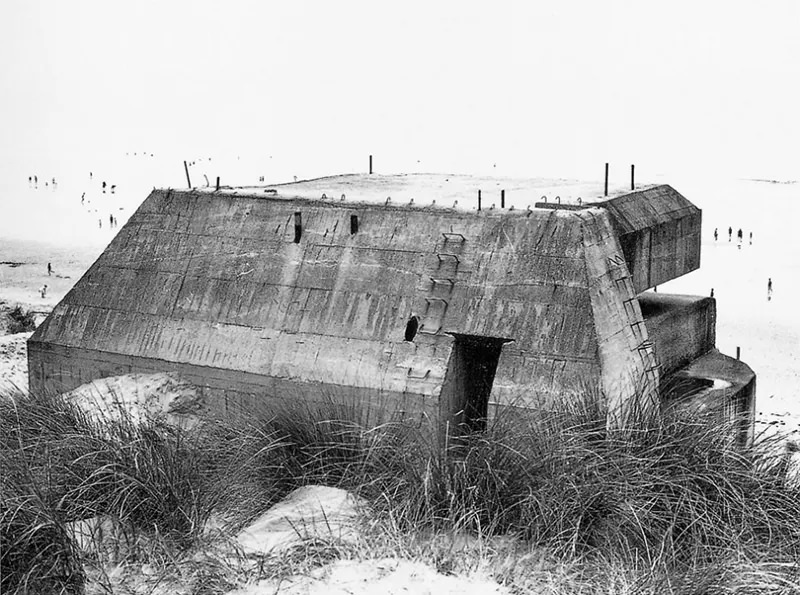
[
  {"x1": 404, "y1": 315, "x2": 419, "y2": 341},
  {"x1": 293, "y1": 212, "x2": 302, "y2": 243},
  {"x1": 350, "y1": 214, "x2": 359, "y2": 235}
]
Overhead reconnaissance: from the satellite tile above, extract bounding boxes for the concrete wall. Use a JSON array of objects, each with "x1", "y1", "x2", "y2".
[
  {"x1": 639, "y1": 294, "x2": 716, "y2": 376},
  {"x1": 579, "y1": 208, "x2": 660, "y2": 419},
  {"x1": 600, "y1": 187, "x2": 701, "y2": 292},
  {"x1": 27, "y1": 341, "x2": 437, "y2": 427}
]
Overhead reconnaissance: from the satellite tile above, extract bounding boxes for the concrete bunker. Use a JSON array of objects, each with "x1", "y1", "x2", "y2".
[{"x1": 27, "y1": 173, "x2": 755, "y2": 446}]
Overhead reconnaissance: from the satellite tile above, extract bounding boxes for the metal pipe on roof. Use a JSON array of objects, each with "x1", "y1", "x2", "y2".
[
  {"x1": 184, "y1": 160, "x2": 192, "y2": 189},
  {"x1": 501, "y1": 189, "x2": 505, "y2": 208},
  {"x1": 604, "y1": 163, "x2": 609, "y2": 197},
  {"x1": 631, "y1": 164, "x2": 635, "y2": 190},
  {"x1": 369, "y1": 155, "x2": 373, "y2": 174},
  {"x1": 478, "y1": 189, "x2": 482, "y2": 211}
]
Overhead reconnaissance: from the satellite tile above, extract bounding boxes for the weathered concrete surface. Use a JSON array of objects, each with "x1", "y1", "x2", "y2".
[
  {"x1": 663, "y1": 349, "x2": 756, "y2": 446},
  {"x1": 578, "y1": 208, "x2": 659, "y2": 420},
  {"x1": 26, "y1": 174, "x2": 744, "y2": 436},
  {"x1": 28, "y1": 342, "x2": 436, "y2": 427},
  {"x1": 639, "y1": 293, "x2": 716, "y2": 376},
  {"x1": 597, "y1": 186, "x2": 701, "y2": 292}
]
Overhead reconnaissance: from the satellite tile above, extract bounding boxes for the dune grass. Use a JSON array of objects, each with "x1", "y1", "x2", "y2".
[{"x1": 2, "y1": 387, "x2": 800, "y2": 594}]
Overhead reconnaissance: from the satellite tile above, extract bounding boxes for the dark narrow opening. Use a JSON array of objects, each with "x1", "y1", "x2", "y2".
[
  {"x1": 293, "y1": 212, "x2": 302, "y2": 243},
  {"x1": 440, "y1": 334, "x2": 512, "y2": 441},
  {"x1": 350, "y1": 214, "x2": 359, "y2": 235},
  {"x1": 404, "y1": 315, "x2": 419, "y2": 341}
]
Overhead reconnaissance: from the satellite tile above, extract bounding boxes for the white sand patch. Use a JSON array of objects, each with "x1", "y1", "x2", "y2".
[
  {"x1": 0, "y1": 332, "x2": 31, "y2": 392},
  {"x1": 236, "y1": 486, "x2": 368, "y2": 555},
  {"x1": 229, "y1": 558, "x2": 510, "y2": 595},
  {"x1": 63, "y1": 372, "x2": 206, "y2": 429}
]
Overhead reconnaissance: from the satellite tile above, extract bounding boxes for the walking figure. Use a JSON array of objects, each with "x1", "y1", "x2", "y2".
[
  {"x1": 109, "y1": 214, "x2": 113, "y2": 226},
  {"x1": 768, "y1": 278, "x2": 773, "y2": 301},
  {"x1": 47, "y1": 262, "x2": 52, "y2": 276},
  {"x1": 81, "y1": 192, "x2": 85, "y2": 204},
  {"x1": 737, "y1": 228, "x2": 743, "y2": 242},
  {"x1": 102, "y1": 181, "x2": 106, "y2": 193},
  {"x1": 728, "y1": 226, "x2": 732, "y2": 241},
  {"x1": 714, "y1": 228, "x2": 718, "y2": 241},
  {"x1": 40, "y1": 285, "x2": 48, "y2": 299},
  {"x1": 749, "y1": 232, "x2": 753, "y2": 245}
]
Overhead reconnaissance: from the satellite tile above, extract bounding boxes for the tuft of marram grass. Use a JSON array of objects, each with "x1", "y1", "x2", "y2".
[{"x1": 3, "y1": 386, "x2": 800, "y2": 593}]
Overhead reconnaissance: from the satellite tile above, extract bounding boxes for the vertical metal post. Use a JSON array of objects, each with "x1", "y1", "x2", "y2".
[
  {"x1": 478, "y1": 189, "x2": 482, "y2": 211},
  {"x1": 631, "y1": 164, "x2": 635, "y2": 190},
  {"x1": 736, "y1": 346, "x2": 741, "y2": 360},
  {"x1": 215, "y1": 176, "x2": 220, "y2": 191},
  {"x1": 184, "y1": 160, "x2": 191, "y2": 189},
  {"x1": 501, "y1": 189, "x2": 505, "y2": 208},
  {"x1": 604, "y1": 163, "x2": 609, "y2": 197},
  {"x1": 369, "y1": 155, "x2": 373, "y2": 174}
]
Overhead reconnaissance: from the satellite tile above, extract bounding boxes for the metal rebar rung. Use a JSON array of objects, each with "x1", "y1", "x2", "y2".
[
  {"x1": 442, "y1": 232, "x2": 466, "y2": 242},
  {"x1": 436, "y1": 253, "x2": 460, "y2": 264},
  {"x1": 407, "y1": 368, "x2": 431, "y2": 379},
  {"x1": 418, "y1": 323, "x2": 442, "y2": 335},
  {"x1": 429, "y1": 277, "x2": 455, "y2": 288},
  {"x1": 424, "y1": 296, "x2": 449, "y2": 310}
]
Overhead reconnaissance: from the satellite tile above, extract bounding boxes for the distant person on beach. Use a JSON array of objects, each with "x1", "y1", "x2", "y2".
[
  {"x1": 102, "y1": 181, "x2": 106, "y2": 193},
  {"x1": 749, "y1": 232, "x2": 753, "y2": 245},
  {"x1": 714, "y1": 228, "x2": 718, "y2": 241},
  {"x1": 737, "y1": 228, "x2": 743, "y2": 242},
  {"x1": 111, "y1": 184, "x2": 116, "y2": 194},
  {"x1": 47, "y1": 263, "x2": 52, "y2": 276},
  {"x1": 99, "y1": 219, "x2": 102, "y2": 229},
  {"x1": 81, "y1": 192, "x2": 85, "y2": 204},
  {"x1": 40, "y1": 285, "x2": 47, "y2": 299},
  {"x1": 768, "y1": 278, "x2": 773, "y2": 301},
  {"x1": 728, "y1": 226, "x2": 732, "y2": 241}
]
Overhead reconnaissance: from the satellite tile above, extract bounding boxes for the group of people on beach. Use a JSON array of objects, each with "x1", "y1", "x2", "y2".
[
  {"x1": 28, "y1": 175, "x2": 56, "y2": 189},
  {"x1": 713, "y1": 226, "x2": 753, "y2": 248},
  {"x1": 713, "y1": 226, "x2": 774, "y2": 301},
  {"x1": 102, "y1": 214, "x2": 119, "y2": 229}
]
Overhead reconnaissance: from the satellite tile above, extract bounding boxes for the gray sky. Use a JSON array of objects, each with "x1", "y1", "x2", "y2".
[{"x1": 2, "y1": 1, "x2": 799, "y2": 180}]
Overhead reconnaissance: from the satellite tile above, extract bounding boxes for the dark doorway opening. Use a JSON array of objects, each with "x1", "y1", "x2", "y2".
[{"x1": 439, "y1": 333, "x2": 512, "y2": 443}]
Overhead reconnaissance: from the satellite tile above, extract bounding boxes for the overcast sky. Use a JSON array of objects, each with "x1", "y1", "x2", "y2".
[{"x1": 2, "y1": 1, "x2": 799, "y2": 180}]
